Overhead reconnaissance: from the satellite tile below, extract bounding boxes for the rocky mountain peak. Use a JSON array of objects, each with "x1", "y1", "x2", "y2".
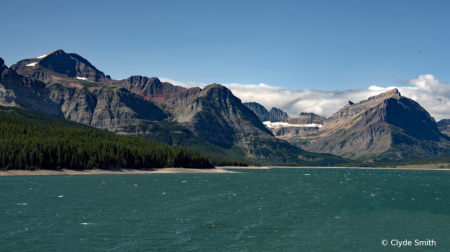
[
  {"x1": 348, "y1": 101, "x2": 354, "y2": 105},
  {"x1": 11, "y1": 49, "x2": 109, "y2": 83}
]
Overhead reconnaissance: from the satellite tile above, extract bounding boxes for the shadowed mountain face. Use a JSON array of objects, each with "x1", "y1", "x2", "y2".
[{"x1": 11, "y1": 49, "x2": 110, "y2": 82}]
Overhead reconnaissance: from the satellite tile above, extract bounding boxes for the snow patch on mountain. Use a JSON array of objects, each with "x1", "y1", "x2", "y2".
[
  {"x1": 263, "y1": 121, "x2": 323, "y2": 129},
  {"x1": 26, "y1": 62, "x2": 37, "y2": 66},
  {"x1": 76, "y1": 77, "x2": 93, "y2": 82}
]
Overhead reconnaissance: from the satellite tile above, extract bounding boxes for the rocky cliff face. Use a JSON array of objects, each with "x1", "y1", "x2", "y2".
[
  {"x1": 0, "y1": 58, "x2": 64, "y2": 118},
  {"x1": 174, "y1": 84, "x2": 274, "y2": 145},
  {"x1": 46, "y1": 84, "x2": 167, "y2": 130},
  {"x1": 11, "y1": 49, "x2": 110, "y2": 83}
]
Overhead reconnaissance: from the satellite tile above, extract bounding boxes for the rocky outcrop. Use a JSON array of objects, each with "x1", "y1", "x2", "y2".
[
  {"x1": 174, "y1": 84, "x2": 274, "y2": 145},
  {"x1": 0, "y1": 58, "x2": 64, "y2": 118},
  {"x1": 11, "y1": 49, "x2": 110, "y2": 82}
]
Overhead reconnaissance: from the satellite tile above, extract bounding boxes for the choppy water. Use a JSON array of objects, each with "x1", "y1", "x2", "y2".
[{"x1": 1, "y1": 168, "x2": 449, "y2": 251}]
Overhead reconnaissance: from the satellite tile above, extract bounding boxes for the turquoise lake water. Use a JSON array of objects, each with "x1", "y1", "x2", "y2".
[{"x1": 1, "y1": 168, "x2": 449, "y2": 251}]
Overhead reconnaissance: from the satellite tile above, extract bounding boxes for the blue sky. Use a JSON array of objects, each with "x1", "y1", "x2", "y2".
[{"x1": 1, "y1": 0, "x2": 449, "y2": 92}]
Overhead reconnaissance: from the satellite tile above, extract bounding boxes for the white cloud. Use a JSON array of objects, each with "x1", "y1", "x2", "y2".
[
  {"x1": 159, "y1": 77, "x2": 206, "y2": 89},
  {"x1": 160, "y1": 75, "x2": 450, "y2": 121}
]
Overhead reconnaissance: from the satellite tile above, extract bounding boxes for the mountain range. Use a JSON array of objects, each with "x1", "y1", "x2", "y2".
[
  {"x1": 2, "y1": 49, "x2": 450, "y2": 165},
  {"x1": 1, "y1": 50, "x2": 347, "y2": 166}
]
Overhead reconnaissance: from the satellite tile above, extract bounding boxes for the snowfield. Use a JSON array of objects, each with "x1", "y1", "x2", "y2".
[
  {"x1": 76, "y1": 77, "x2": 93, "y2": 82},
  {"x1": 263, "y1": 121, "x2": 323, "y2": 128}
]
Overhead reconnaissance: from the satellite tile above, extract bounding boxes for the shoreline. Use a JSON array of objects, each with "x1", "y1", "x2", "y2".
[
  {"x1": 1, "y1": 165, "x2": 449, "y2": 177},
  {"x1": 217, "y1": 166, "x2": 450, "y2": 171},
  {"x1": 0, "y1": 167, "x2": 238, "y2": 177}
]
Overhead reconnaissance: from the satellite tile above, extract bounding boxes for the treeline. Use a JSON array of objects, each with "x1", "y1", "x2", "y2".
[{"x1": 0, "y1": 109, "x2": 255, "y2": 170}]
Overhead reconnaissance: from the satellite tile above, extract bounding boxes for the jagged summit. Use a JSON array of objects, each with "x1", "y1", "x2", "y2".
[{"x1": 348, "y1": 101, "x2": 354, "y2": 105}]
